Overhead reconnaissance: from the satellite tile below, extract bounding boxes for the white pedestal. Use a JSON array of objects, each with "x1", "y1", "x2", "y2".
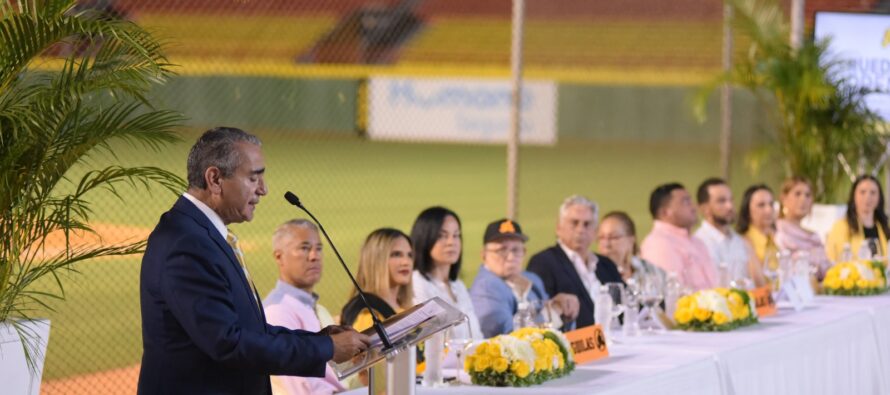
[
  {"x1": 385, "y1": 346, "x2": 415, "y2": 395},
  {"x1": 0, "y1": 319, "x2": 51, "y2": 395},
  {"x1": 366, "y1": 346, "x2": 416, "y2": 395}
]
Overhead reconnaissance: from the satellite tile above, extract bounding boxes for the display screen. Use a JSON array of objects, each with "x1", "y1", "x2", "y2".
[{"x1": 814, "y1": 12, "x2": 890, "y2": 120}]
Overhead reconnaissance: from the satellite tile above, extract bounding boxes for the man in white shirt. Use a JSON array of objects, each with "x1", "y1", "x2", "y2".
[{"x1": 693, "y1": 178, "x2": 753, "y2": 285}]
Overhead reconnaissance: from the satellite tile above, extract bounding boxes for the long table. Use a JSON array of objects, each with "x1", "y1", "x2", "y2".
[{"x1": 343, "y1": 294, "x2": 890, "y2": 395}]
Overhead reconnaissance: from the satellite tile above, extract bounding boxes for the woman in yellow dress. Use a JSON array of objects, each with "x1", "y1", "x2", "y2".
[
  {"x1": 340, "y1": 228, "x2": 415, "y2": 330},
  {"x1": 825, "y1": 175, "x2": 889, "y2": 262},
  {"x1": 736, "y1": 184, "x2": 777, "y2": 287}
]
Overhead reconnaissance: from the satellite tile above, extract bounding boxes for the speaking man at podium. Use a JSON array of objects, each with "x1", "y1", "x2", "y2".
[{"x1": 139, "y1": 127, "x2": 369, "y2": 394}]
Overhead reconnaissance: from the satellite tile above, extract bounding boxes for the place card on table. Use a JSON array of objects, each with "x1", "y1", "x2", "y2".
[
  {"x1": 564, "y1": 324, "x2": 609, "y2": 364},
  {"x1": 779, "y1": 274, "x2": 815, "y2": 312},
  {"x1": 749, "y1": 286, "x2": 777, "y2": 317}
]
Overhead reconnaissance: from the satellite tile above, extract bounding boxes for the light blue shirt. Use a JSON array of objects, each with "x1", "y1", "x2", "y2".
[{"x1": 469, "y1": 265, "x2": 549, "y2": 338}]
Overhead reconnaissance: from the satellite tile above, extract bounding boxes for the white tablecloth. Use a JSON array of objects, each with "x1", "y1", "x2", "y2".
[{"x1": 342, "y1": 294, "x2": 890, "y2": 395}]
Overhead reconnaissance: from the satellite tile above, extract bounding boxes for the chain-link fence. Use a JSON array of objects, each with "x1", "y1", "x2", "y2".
[{"x1": 37, "y1": 0, "x2": 877, "y2": 393}]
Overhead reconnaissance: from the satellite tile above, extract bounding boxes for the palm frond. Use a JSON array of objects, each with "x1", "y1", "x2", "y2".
[
  {"x1": 1, "y1": 0, "x2": 186, "y2": 373},
  {"x1": 695, "y1": 0, "x2": 884, "y2": 202}
]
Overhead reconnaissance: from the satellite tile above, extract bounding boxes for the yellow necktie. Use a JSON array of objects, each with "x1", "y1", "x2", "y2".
[{"x1": 226, "y1": 230, "x2": 261, "y2": 310}]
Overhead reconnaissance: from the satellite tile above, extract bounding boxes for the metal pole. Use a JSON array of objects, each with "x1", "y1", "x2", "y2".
[
  {"x1": 790, "y1": 0, "x2": 805, "y2": 50},
  {"x1": 885, "y1": 142, "x2": 890, "y2": 214},
  {"x1": 507, "y1": 0, "x2": 525, "y2": 220},
  {"x1": 719, "y1": 2, "x2": 733, "y2": 181}
]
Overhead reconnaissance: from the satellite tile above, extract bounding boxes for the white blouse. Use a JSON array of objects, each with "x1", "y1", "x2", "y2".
[{"x1": 412, "y1": 270, "x2": 483, "y2": 340}]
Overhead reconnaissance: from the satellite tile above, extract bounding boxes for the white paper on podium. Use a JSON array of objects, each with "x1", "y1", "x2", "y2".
[
  {"x1": 368, "y1": 301, "x2": 445, "y2": 348},
  {"x1": 332, "y1": 297, "x2": 465, "y2": 380}
]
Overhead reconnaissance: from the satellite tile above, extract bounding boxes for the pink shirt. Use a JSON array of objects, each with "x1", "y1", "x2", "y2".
[
  {"x1": 775, "y1": 219, "x2": 828, "y2": 260},
  {"x1": 642, "y1": 220, "x2": 718, "y2": 290},
  {"x1": 264, "y1": 281, "x2": 345, "y2": 395}
]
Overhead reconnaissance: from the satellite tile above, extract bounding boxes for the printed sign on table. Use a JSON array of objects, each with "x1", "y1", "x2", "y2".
[
  {"x1": 564, "y1": 324, "x2": 609, "y2": 364},
  {"x1": 750, "y1": 286, "x2": 777, "y2": 317}
]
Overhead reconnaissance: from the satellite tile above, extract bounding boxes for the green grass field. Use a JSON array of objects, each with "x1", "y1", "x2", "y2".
[{"x1": 37, "y1": 128, "x2": 775, "y2": 382}]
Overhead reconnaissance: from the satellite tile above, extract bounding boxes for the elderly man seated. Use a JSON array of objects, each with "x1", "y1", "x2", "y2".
[
  {"x1": 470, "y1": 218, "x2": 580, "y2": 338},
  {"x1": 527, "y1": 195, "x2": 624, "y2": 329}
]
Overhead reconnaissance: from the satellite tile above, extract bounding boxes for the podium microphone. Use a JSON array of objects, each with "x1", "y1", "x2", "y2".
[{"x1": 283, "y1": 191, "x2": 394, "y2": 350}]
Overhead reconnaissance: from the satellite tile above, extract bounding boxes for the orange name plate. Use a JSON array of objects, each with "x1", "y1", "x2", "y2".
[
  {"x1": 750, "y1": 286, "x2": 776, "y2": 317},
  {"x1": 564, "y1": 324, "x2": 609, "y2": 364}
]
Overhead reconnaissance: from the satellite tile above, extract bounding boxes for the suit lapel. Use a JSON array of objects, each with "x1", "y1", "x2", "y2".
[
  {"x1": 174, "y1": 197, "x2": 265, "y2": 323},
  {"x1": 551, "y1": 245, "x2": 593, "y2": 303}
]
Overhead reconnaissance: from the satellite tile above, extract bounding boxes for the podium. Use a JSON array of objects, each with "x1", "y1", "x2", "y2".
[{"x1": 332, "y1": 297, "x2": 466, "y2": 395}]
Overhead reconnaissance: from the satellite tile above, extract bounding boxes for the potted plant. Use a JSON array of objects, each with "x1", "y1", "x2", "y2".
[
  {"x1": 695, "y1": 0, "x2": 885, "y2": 205},
  {"x1": 1, "y1": 1, "x2": 184, "y2": 393}
]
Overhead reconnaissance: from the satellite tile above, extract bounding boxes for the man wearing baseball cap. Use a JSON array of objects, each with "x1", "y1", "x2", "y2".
[{"x1": 469, "y1": 218, "x2": 580, "y2": 338}]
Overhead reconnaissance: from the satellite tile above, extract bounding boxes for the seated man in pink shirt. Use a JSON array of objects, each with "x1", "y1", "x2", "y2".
[
  {"x1": 263, "y1": 219, "x2": 345, "y2": 395},
  {"x1": 641, "y1": 183, "x2": 718, "y2": 290}
]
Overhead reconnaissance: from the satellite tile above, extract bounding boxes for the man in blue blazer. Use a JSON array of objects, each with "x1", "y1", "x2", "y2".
[
  {"x1": 527, "y1": 195, "x2": 624, "y2": 329},
  {"x1": 139, "y1": 127, "x2": 369, "y2": 394},
  {"x1": 470, "y1": 218, "x2": 579, "y2": 338}
]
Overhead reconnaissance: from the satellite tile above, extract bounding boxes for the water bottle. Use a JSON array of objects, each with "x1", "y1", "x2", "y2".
[
  {"x1": 622, "y1": 280, "x2": 641, "y2": 337},
  {"x1": 858, "y1": 241, "x2": 873, "y2": 260},
  {"x1": 840, "y1": 243, "x2": 853, "y2": 262},
  {"x1": 593, "y1": 287, "x2": 614, "y2": 342},
  {"x1": 513, "y1": 301, "x2": 533, "y2": 330},
  {"x1": 664, "y1": 273, "x2": 681, "y2": 320},
  {"x1": 718, "y1": 262, "x2": 731, "y2": 287}
]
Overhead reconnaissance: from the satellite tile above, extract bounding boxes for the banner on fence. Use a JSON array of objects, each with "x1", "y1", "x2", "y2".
[{"x1": 368, "y1": 77, "x2": 557, "y2": 145}]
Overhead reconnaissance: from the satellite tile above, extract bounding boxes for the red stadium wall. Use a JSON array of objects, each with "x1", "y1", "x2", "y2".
[{"x1": 115, "y1": 0, "x2": 878, "y2": 22}]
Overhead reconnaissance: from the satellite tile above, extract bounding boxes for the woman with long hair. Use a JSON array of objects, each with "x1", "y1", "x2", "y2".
[
  {"x1": 410, "y1": 206, "x2": 482, "y2": 340},
  {"x1": 826, "y1": 175, "x2": 889, "y2": 261},
  {"x1": 737, "y1": 184, "x2": 777, "y2": 286},
  {"x1": 340, "y1": 228, "x2": 415, "y2": 331}
]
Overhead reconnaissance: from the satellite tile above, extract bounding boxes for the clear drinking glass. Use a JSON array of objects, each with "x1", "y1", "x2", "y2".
[
  {"x1": 605, "y1": 282, "x2": 626, "y2": 333},
  {"x1": 637, "y1": 276, "x2": 665, "y2": 334},
  {"x1": 622, "y1": 279, "x2": 641, "y2": 337},
  {"x1": 444, "y1": 320, "x2": 473, "y2": 385},
  {"x1": 593, "y1": 286, "x2": 614, "y2": 343},
  {"x1": 763, "y1": 251, "x2": 782, "y2": 300}
]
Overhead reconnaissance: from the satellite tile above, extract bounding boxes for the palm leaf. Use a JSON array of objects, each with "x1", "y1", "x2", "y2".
[
  {"x1": 694, "y1": 0, "x2": 884, "y2": 202},
  {"x1": 1, "y1": 0, "x2": 186, "y2": 373}
]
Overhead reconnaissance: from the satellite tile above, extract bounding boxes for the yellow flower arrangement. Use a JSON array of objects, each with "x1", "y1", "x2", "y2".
[
  {"x1": 673, "y1": 288, "x2": 757, "y2": 331},
  {"x1": 822, "y1": 260, "x2": 887, "y2": 296},
  {"x1": 464, "y1": 327, "x2": 574, "y2": 386}
]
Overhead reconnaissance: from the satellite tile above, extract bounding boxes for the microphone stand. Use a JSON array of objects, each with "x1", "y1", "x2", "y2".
[{"x1": 284, "y1": 192, "x2": 394, "y2": 350}]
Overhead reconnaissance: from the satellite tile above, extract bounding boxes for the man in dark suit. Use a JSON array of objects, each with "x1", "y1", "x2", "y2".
[
  {"x1": 527, "y1": 195, "x2": 624, "y2": 329},
  {"x1": 139, "y1": 127, "x2": 369, "y2": 394}
]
